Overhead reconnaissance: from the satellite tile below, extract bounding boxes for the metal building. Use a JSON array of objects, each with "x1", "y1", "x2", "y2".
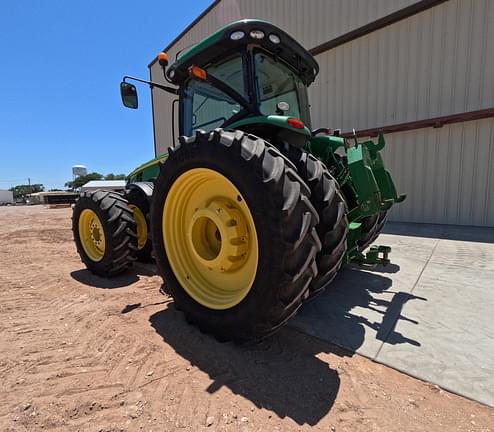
[
  {"x1": 149, "y1": 0, "x2": 494, "y2": 227},
  {"x1": 0, "y1": 189, "x2": 14, "y2": 205}
]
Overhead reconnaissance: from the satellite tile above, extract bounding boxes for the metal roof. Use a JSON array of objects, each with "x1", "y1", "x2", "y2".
[{"x1": 81, "y1": 180, "x2": 126, "y2": 190}]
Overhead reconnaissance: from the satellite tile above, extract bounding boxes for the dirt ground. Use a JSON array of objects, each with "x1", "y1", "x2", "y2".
[{"x1": 0, "y1": 206, "x2": 492, "y2": 432}]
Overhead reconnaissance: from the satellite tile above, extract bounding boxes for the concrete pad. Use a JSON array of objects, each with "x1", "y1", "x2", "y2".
[
  {"x1": 430, "y1": 239, "x2": 494, "y2": 271},
  {"x1": 290, "y1": 222, "x2": 494, "y2": 407},
  {"x1": 291, "y1": 259, "x2": 426, "y2": 358},
  {"x1": 376, "y1": 262, "x2": 494, "y2": 407}
]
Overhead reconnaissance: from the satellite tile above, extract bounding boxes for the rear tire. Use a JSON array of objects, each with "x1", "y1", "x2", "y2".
[
  {"x1": 151, "y1": 129, "x2": 321, "y2": 342},
  {"x1": 287, "y1": 147, "x2": 348, "y2": 298},
  {"x1": 72, "y1": 191, "x2": 138, "y2": 276},
  {"x1": 358, "y1": 210, "x2": 388, "y2": 251}
]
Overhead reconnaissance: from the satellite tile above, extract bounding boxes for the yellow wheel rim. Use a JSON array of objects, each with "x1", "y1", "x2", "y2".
[
  {"x1": 163, "y1": 168, "x2": 259, "y2": 310},
  {"x1": 79, "y1": 209, "x2": 106, "y2": 262},
  {"x1": 129, "y1": 204, "x2": 147, "y2": 250}
]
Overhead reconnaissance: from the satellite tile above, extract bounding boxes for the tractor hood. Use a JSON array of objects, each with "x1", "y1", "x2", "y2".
[{"x1": 166, "y1": 19, "x2": 319, "y2": 87}]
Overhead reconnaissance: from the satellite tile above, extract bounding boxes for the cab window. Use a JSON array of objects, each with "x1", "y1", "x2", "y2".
[
  {"x1": 182, "y1": 56, "x2": 246, "y2": 135},
  {"x1": 254, "y1": 52, "x2": 303, "y2": 120},
  {"x1": 183, "y1": 80, "x2": 241, "y2": 135}
]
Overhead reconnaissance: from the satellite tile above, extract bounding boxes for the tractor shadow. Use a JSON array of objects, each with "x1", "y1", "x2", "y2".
[
  {"x1": 150, "y1": 306, "x2": 342, "y2": 426},
  {"x1": 147, "y1": 262, "x2": 424, "y2": 425},
  {"x1": 71, "y1": 262, "x2": 155, "y2": 289},
  {"x1": 293, "y1": 265, "x2": 425, "y2": 353}
]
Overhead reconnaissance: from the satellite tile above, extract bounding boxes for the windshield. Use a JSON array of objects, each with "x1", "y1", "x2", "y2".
[
  {"x1": 254, "y1": 52, "x2": 309, "y2": 123},
  {"x1": 182, "y1": 56, "x2": 245, "y2": 135}
]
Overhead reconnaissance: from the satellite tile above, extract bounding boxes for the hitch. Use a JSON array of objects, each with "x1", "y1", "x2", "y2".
[{"x1": 354, "y1": 245, "x2": 391, "y2": 267}]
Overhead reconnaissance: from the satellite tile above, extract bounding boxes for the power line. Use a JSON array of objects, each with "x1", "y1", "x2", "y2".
[{"x1": 0, "y1": 178, "x2": 45, "y2": 183}]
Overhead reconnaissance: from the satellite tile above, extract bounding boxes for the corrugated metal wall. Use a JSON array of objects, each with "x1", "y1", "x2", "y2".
[
  {"x1": 150, "y1": 0, "x2": 418, "y2": 154},
  {"x1": 308, "y1": 0, "x2": 494, "y2": 131},
  {"x1": 382, "y1": 118, "x2": 494, "y2": 226},
  {"x1": 150, "y1": 0, "x2": 494, "y2": 226},
  {"x1": 160, "y1": 0, "x2": 416, "y2": 55}
]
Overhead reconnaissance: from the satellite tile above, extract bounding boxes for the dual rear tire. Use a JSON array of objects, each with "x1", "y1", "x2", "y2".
[
  {"x1": 151, "y1": 130, "x2": 348, "y2": 342},
  {"x1": 151, "y1": 130, "x2": 322, "y2": 342}
]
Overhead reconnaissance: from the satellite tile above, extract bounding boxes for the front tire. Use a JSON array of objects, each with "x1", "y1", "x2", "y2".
[
  {"x1": 126, "y1": 184, "x2": 154, "y2": 262},
  {"x1": 72, "y1": 191, "x2": 138, "y2": 276},
  {"x1": 151, "y1": 129, "x2": 321, "y2": 342}
]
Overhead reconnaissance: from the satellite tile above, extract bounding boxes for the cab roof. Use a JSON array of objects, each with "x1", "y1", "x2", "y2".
[{"x1": 166, "y1": 19, "x2": 319, "y2": 86}]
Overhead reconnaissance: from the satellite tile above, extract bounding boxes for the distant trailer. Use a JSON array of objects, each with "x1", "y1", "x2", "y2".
[
  {"x1": 44, "y1": 193, "x2": 79, "y2": 206},
  {"x1": 0, "y1": 190, "x2": 14, "y2": 204},
  {"x1": 27, "y1": 191, "x2": 79, "y2": 206}
]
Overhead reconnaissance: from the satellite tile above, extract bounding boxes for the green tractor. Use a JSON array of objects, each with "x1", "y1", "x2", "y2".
[{"x1": 72, "y1": 20, "x2": 405, "y2": 342}]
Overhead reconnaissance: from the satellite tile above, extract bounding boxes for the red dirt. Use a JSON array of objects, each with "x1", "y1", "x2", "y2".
[{"x1": 0, "y1": 205, "x2": 492, "y2": 431}]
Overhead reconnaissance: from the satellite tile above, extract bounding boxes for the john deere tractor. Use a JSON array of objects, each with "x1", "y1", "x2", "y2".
[{"x1": 72, "y1": 20, "x2": 405, "y2": 342}]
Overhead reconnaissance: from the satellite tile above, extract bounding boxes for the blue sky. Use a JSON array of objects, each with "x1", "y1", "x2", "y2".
[{"x1": 0, "y1": 0, "x2": 211, "y2": 190}]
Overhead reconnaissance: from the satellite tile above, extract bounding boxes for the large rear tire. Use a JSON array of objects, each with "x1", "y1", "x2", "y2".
[
  {"x1": 72, "y1": 191, "x2": 138, "y2": 276},
  {"x1": 151, "y1": 129, "x2": 321, "y2": 342},
  {"x1": 287, "y1": 148, "x2": 348, "y2": 298},
  {"x1": 358, "y1": 210, "x2": 388, "y2": 251}
]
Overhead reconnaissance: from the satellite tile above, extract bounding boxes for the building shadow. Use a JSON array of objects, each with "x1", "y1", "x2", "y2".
[
  {"x1": 383, "y1": 221, "x2": 494, "y2": 244},
  {"x1": 293, "y1": 265, "x2": 425, "y2": 353},
  {"x1": 149, "y1": 305, "x2": 343, "y2": 426}
]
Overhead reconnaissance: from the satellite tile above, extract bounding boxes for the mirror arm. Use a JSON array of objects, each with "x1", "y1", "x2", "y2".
[{"x1": 123, "y1": 75, "x2": 178, "y2": 95}]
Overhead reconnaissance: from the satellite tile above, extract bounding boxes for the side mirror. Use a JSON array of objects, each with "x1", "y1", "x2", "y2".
[{"x1": 120, "y1": 82, "x2": 138, "y2": 109}]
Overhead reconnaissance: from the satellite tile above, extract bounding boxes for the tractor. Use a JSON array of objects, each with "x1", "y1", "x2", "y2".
[{"x1": 72, "y1": 20, "x2": 405, "y2": 342}]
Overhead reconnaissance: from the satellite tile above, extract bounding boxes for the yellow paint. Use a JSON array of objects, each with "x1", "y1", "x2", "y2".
[
  {"x1": 129, "y1": 204, "x2": 147, "y2": 250},
  {"x1": 79, "y1": 209, "x2": 106, "y2": 261},
  {"x1": 163, "y1": 168, "x2": 258, "y2": 309}
]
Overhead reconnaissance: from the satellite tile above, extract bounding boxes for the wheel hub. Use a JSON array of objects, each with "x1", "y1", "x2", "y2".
[
  {"x1": 188, "y1": 199, "x2": 248, "y2": 273},
  {"x1": 90, "y1": 223, "x2": 102, "y2": 245},
  {"x1": 162, "y1": 168, "x2": 259, "y2": 310},
  {"x1": 78, "y1": 209, "x2": 106, "y2": 262}
]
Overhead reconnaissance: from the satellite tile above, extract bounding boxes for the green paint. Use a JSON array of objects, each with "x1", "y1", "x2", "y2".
[
  {"x1": 127, "y1": 153, "x2": 168, "y2": 183},
  {"x1": 307, "y1": 132, "x2": 405, "y2": 262},
  {"x1": 229, "y1": 115, "x2": 311, "y2": 136},
  {"x1": 175, "y1": 19, "x2": 271, "y2": 64}
]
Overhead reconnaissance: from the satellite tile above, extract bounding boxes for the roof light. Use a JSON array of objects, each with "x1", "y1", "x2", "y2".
[
  {"x1": 230, "y1": 31, "x2": 245, "y2": 41},
  {"x1": 250, "y1": 29, "x2": 265, "y2": 39},
  {"x1": 268, "y1": 34, "x2": 281, "y2": 44},
  {"x1": 189, "y1": 66, "x2": 207, "y2": 81},
  {"x1": 287, "y1": 118, "x2": 305, "y2": 129},
  {"x1": 158, "y1": 51, "x2": 169, "y2": 67}
]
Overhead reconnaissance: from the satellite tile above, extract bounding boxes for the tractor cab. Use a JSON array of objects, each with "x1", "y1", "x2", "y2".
[
  {"x1": 122, "y1": 20, "x2": 318, "y2": 146},
  {"x1": 166, "y1": 20, "x2": 317, "y2": 142}
]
